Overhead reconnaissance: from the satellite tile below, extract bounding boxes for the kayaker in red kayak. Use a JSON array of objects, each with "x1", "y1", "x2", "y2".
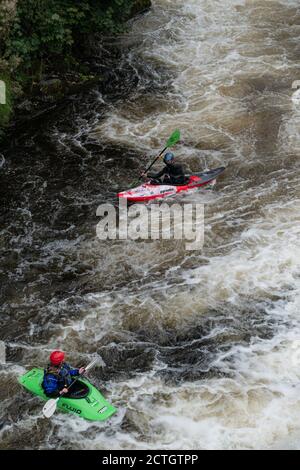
[
  {"x1": 42, "y1": 351, "x2": 87, "y2": 399},
  {"x1": 141, "y1": 153, "x2": 186, "y2": 185}
]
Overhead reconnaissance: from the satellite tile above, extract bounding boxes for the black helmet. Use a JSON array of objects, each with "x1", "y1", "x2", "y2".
[{"x1": 163, "y1": 152, "x2": 175, "y2": 164}]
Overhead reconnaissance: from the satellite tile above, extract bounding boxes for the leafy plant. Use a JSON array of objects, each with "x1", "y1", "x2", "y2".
[{"x1": 6, "y1": 0, "x2": 140, "y2": 68}]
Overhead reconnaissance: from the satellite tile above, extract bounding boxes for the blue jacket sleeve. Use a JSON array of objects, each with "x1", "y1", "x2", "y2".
[{"x1": 63, "y1": 363, "x2": 79, "y2": 377}]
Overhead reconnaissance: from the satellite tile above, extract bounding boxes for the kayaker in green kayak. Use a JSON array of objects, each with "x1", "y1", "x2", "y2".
[
  {"x1": 42, "y1": 351, "x2": 87, "y2": 399},
  {"x1": 141, "y1": 152, "x2": 186, "y2": 185}
]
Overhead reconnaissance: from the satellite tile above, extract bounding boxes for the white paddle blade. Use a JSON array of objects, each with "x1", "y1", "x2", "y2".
[
  {"x1": 84, "y1": 358, "x2": 98, "y2": 372},
  {"x1": 43, "y1": 398, "x2": 59, "y2": 418}
]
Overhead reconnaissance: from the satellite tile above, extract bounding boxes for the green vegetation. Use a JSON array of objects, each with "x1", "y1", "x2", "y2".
[
  {"x1": 0, "y1": 74, "x2": 12, "y2": 137},
  {"x1": 0, "y1": 0, "x2": 151, "y2": 135},
  {"x1": 6, "y1": 0, "x2": 145, "y2": 71},
  {"x1": 0, "y1": 1, "x2": 16, "y2": 135}
]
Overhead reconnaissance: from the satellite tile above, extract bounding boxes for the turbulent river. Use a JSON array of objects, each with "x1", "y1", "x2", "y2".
[{"x1": 1, "y1": 0, "x2": 300, "y2": 450}]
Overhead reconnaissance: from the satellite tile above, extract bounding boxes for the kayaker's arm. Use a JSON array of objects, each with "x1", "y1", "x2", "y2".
[
  {"x1": 147, "y1": 167, "x2": 166, "y2": 179},
  {"x1": 69, "y1": 367, "x2": 80, "y2": 376},
  {"x1": 65, "y1": 363, "x2": 84, "y2": 376}
]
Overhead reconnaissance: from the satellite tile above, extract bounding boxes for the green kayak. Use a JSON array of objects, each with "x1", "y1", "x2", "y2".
[{"x1": 19, "y1": 368, "x2": 117, "y2": 422}]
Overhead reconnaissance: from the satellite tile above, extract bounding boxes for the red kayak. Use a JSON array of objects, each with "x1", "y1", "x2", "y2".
[{"x1": 118, "y1": 167, "x2": 225, "y2": 203}]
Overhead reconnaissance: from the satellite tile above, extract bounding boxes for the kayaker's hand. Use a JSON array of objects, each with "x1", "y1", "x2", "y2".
[
  {"x1": 79, "y1": 367, "x2": 85, "y2": 375},
  {"x1": 60, "y1": 387, "x2": 69, "y2": 395},
  {"x1": 140, "y1": 172, "x2": 147, "y2": 179}
]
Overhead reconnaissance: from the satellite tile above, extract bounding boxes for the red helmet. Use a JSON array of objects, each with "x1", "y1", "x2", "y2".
[{"x1": 50, "y1": 350, "x2": 65, "y2": 366}]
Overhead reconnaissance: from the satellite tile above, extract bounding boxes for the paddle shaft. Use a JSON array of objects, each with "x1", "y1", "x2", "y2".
[
  {"x1": 140, "y1": 146, "x2": 168, "y2": 179},
  {"x1": 59, "y1": 358, "x2": 97, "y2": 397}
]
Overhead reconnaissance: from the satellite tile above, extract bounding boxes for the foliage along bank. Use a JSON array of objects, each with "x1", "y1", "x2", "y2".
[{"x1": 0, "y1": 0, "x2": 151, "y2": 138}]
